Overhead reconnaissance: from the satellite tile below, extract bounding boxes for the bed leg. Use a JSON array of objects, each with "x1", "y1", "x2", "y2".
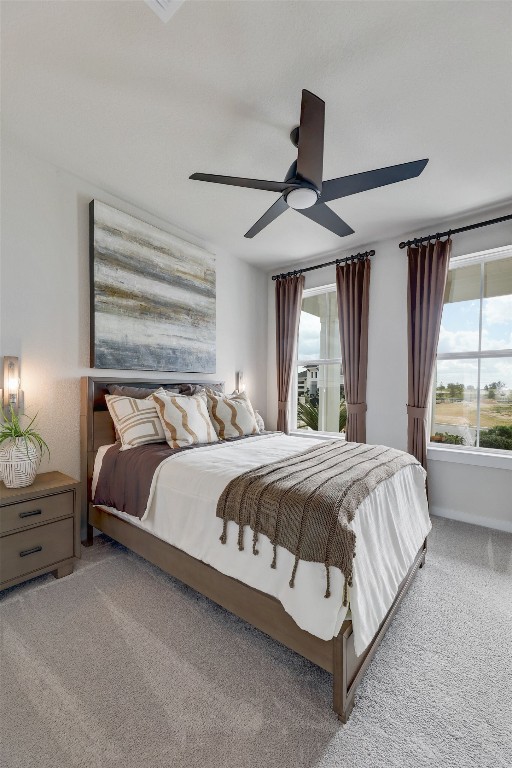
[
  {"x1": 419, "y1": 537, "x2": 427, "y2": 568},
  {"x1": 82, "y1": 523, "x2": 94, "y2": 547},
  {"x1": 332, "y1": 627, "x2": 352, "y2": 724}
]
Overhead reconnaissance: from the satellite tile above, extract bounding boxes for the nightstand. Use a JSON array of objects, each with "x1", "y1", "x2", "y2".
[{"x1": 0, "y1": 471, "x2": 80, "y2": 591}]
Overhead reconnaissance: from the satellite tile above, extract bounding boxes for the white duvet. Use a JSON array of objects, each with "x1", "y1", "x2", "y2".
[{"x1": 93, "y1": 433, "x2": 430, "y2": 656}]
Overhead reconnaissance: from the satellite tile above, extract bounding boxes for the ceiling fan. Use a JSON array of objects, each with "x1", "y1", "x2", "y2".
[{"x1": 190, "y1": 90, "x2": 428, "y2": 239}]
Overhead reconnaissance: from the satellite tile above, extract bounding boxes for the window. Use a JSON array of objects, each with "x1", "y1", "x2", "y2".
[
  {"x1": 294, "y1": 285, "x2": 345, "y2": 434},
  {"x1": 431, "y1": 245, "x2": 512, "y2": 452}
]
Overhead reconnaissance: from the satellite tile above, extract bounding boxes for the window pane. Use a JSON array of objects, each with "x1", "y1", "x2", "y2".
[
  {"x1": 297, "y1": 363, "x2": 345, "y2": 433},
  {"x1": 481, "y1": 257, "x2": 512, "y2": 351},
  {"x1": 431, "y1": 359, "x2": 478, "y2": 446},
  {"x1": 298, "y1": 303, "x2": 321, "y2": 361},
  {"x1": 298, "y1": 291, "x2": 341, "y2": 361},
  {"x1": 479, "y1": 357, "x2": 512, "y2": 450},
  {"x1": 438, "y1": 264, "x2": 481, "y2": 353}
]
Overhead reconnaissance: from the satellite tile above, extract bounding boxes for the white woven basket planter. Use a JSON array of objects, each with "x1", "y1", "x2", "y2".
[{"x1": 0, "y1": 438, "x2": 40, "y2": 488}]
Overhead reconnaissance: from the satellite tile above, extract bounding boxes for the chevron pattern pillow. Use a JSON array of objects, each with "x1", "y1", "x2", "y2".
[
  {"x1": 105, "y1": 393, "x2": 166, "y2": 450},
  {"x1": 152, "y1": 392, "x2": 218, "y2": 448},
  {"x1": 206, "y1": 390, "x2": 259, "y2": 439}
]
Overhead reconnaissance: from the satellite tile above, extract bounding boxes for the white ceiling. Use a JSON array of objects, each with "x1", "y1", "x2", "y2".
[{"x1": 2, "y1": 0, "x2": 511, "y2": 268}]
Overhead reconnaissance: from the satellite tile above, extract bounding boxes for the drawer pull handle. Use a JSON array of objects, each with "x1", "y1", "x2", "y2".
[
  {"x1": 19, "y1": 509, "x2": 42, "y2": 519},
  {"x1": 19, "y1": 546, "x2": 43, "y2": 558}
]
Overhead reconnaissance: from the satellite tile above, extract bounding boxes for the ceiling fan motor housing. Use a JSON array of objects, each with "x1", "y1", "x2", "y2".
[
  {"x1": 284, "y1": 160, "x2": 320, "y2": 190},
  {"x1": 283, "y1": 159, "x2": 320, "y2": 208}
]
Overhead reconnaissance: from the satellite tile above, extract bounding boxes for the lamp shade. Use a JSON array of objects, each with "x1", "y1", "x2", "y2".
[{"x1": 3, "y1": 356, "x2": 20, "y2": 413}]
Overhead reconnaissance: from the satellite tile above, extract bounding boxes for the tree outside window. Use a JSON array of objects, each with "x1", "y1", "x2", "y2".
[
  {"x1": 295, "y1": 286, "x2": 346, "y2": 434},
  {"x1": 431, "y1": 246, "x2": 512, "y2": 451}
]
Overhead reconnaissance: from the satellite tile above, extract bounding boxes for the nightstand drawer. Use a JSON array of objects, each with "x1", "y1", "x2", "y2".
[
  {"x1": 0, "y1": 518, "x2": 74, "y2": 583},
  {"x1": 0, "y1": 491, "x2": 74, "y2": 535}
]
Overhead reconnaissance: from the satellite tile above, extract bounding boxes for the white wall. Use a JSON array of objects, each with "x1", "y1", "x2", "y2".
[
  {"x1": 1, "y1": 141, "x2": 268, "y2": 492},
  {"x1": 267, "y1": 204, "x2": 512, "y2": 532}
]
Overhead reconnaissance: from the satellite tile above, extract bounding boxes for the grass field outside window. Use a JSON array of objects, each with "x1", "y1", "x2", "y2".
[{"x1": 431, "y1": 246, "x2": 512, "y2": 452}]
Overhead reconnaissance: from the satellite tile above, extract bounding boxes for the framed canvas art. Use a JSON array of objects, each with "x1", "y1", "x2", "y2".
[{"x1": 89, "y1": 200, "x2": 216, "y2": 372}]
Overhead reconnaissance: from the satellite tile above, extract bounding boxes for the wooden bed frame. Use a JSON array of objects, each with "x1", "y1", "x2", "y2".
[{"x1": 81, "y1": 375, "x2": 426, "y2": 723}]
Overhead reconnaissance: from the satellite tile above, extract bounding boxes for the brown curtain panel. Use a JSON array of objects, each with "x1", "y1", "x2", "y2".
[
  {"x1": 336, "y1": 258, "x2": 371, "y2": 443},
  {"x1": 275, "y1": 274, "x2": 305, "y2": 433},
  {"x1": 407, "y1": 239, "x2": 452, "y2": 468}
]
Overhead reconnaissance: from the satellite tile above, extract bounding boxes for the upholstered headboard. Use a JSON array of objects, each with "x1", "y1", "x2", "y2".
[{"x1": 80, "y1": 376, "x2": 225, "y2": 527}]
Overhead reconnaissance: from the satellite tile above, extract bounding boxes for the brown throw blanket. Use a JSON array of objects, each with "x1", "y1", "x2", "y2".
[{"x1": 217, "y1": 440, "x2": 421, "y2": 604}]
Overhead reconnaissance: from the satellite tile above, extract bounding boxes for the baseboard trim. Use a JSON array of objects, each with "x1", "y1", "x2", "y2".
[{"x1": 431, "y1": 506, "x2": 512, "y2": 534}]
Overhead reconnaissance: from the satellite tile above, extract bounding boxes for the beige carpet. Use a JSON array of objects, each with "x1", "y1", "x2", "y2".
[{"x1": 1, "y1": 517, "x2": 511, "y2": 768}]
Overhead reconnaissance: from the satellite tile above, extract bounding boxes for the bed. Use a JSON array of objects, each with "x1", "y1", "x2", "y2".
[{"x1": 81, "y1": 376, "x2": 430, "y2": 722}]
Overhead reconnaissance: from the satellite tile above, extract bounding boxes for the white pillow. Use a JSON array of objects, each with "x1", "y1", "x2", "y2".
[
  {"x1": 105, "y1": 394, "x2": 166, "y2": 450},
  {"x1": 152, "y1": 392, "x2": 218, "y2": 448},
  {"x1": 254, "y1": 410, "x2": 265, "y2": 432},
  {"x1": 206, "y1": 390, "x2": 259, "y2": 439}
]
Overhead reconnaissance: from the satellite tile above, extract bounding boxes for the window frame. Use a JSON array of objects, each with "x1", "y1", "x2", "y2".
[
  {"x1": 429, "y1": 243, "x2": 512, "y2": 460},
  {"x1": 292, "y1": 283, "x2": 344, "y2": 435}
]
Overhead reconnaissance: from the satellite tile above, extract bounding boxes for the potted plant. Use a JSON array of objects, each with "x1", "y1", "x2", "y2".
[
  {"x1": 430, "y1": 431, "x2": 465, "y2": 445},
  {"x1": 0, "y1": 406, "x2": 50, "y2": 488}
]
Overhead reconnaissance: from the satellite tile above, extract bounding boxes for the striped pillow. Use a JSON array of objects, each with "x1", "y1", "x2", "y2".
[
  {"x1": 206, "y1": 390, "x2": 259, "y2": 439},
  {"x1": 152, "y1": 392, "x2": 218, "y2": 448},
  {"x1": 105, "y1": 394, "x2": 166, "y2": 450}
]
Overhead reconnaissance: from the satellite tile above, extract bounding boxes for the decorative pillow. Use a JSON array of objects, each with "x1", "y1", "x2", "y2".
[
  {"x1": 105, "y1": 394, "x2": 166, "y2": 450},
  {"x1": 254, "y1": 410, "x2": 265, "y2": 432},
  {"x1": 152, "y1": 392, "x2": 218, "y2": 448},
  {"x1": 178, "y1": 382, "x2": 224, "y2": 397},
  {"x1": 206, "y1": 390, "x2": 259, "y2": 439},
  {"x1": 108, "y1": 384, "x2": 180, "y2": 398}
]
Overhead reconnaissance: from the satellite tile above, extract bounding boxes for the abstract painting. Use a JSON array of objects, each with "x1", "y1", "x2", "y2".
[{"x1": 90, "y1": 200, "x2": 216, "y2": 372}]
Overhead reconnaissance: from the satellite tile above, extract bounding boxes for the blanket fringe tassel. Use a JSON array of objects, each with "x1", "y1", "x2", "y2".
[
  {"x1": 221, "y1": 518, "x2": 351, "y2": 606},
  {"x1": 289, "y1": 554, "x2": 299, "y2": 588},
  {"x1": 342, "y1": 576, "x2": 353, "y2": 607},
  {"x1": 325, "y1": 562, "x2": 331, "y2": 598},
  {"x1": 220, "y1": 518, "x2": 228, "y2": 545}
]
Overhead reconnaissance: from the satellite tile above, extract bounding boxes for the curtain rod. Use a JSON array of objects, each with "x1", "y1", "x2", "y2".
[
  {"x1": 271, "y1": 250, "x2": 375, "y2": 281},
  {"x1": 399, "y1": 213, "x2": 512, "y2": 249}
]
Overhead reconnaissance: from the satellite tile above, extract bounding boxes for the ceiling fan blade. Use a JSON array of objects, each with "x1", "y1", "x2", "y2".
[
  {"x1": 296, "y1": 90, "x2": 325, "y2": 190},
  {"x1": 244, "y1": 196, "x2": 288, "y2": 238},
  {"x1": 297, "y1": 203, "x2": 354, "y2": 237},
  {"x1": 190, "y1": 173, "x2": 295, "y2": 194},
  {"x1": 321, "y1": 159, "x2": 429, "y2": 202}
]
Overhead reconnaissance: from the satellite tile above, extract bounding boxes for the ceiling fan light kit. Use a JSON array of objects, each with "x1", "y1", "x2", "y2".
[
  {"x1": 190, "y1": 90, "x2": 428, "y2": 239},
  {"x1": 285, "y1": 187, "x2": 318, "y2": 210}
]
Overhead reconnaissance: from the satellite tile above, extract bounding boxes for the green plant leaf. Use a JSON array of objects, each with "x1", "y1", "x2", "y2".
[{"x1": 0, "y1": 407, "x2": 50, "y2": 459}]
